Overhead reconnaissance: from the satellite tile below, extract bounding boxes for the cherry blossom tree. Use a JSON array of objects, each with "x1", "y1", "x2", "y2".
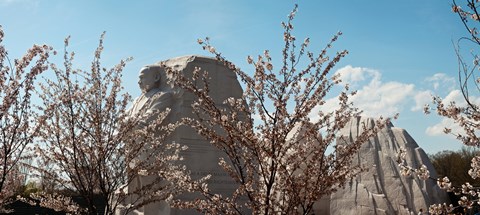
[
  {"x1": 167, "y1": 5, "x2": 384, "y2": 214},
  {"x1": 0, "y1": 26, "x2": 52, "y2": 212},
  {"x1": 32, "y1": 33, "x2": 198, "y2": 215},
  {"x1": 432, "y1": 0, "x2": 480, "y2": 147},
  {"x1": 397, "y1": 1, "x2": 480, "y2": 214}
]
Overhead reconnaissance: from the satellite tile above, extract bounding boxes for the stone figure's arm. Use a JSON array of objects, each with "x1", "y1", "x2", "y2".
[
  {"x1": 139, "y1": 92, "x2": 174, "y2": 126},
  {"x1": 149, "y1": 92, "x2": 174, "y2": 113},
  {"x1": 125, "y1": 97, "x2": 139, "y2": 119}
]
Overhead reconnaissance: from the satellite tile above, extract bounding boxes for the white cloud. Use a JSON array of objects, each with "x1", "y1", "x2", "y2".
[
  {"x1": 334, "y1": 65, "x2": 380, "y2": 87},
  {"x1": 353, "y1": 81, "x2": 414, "y2": 117},
  {"x1": 410, "y1": 74, "x2": 463, "y2": 114},
  {"x1": 425, "y1": 117, "x2": 463, "y2": 138},
  {"x1": 411, "y1": 90, "x2": 433, "y2": 111},
  {"x1": 323, "y1": 65, "x2": 415, "y2": 118},
  {"x1": 311, "y1": 67, "x2": 476, "y2": 142},
  {"x1": 425, "y1": 73, "x2": 456, "y2": 91},
  {"x1": 420, "y1": 74, "x2": 480, "y2": 138},
  {"x1": 309, "y1": 65, "x2": 417, "y2": 122},
  {"x1": 421, "y1": 88, "x2": 480, "y2": 138},
  {"x1": 443, "y1": 89, "x2": 465, "y2": 104}
]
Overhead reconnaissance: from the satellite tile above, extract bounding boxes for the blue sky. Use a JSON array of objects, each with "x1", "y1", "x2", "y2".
[{"x1": 0, "y1": 0, "x2": 472, "y2": 154}]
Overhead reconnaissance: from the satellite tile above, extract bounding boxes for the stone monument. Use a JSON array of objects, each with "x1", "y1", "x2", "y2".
[
  {"x1": 317, "y1": 117, "x2": 448, "y2": 215},
  {"x1": 125, "y1": 55, "x2": 244, "y2": 215},
  {"x1": 121, "y1": 64, "x2": 181, "y2": 215}
]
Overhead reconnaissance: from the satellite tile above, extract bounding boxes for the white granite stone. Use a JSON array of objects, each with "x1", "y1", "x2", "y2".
[
  {"x1": 123, "y1": 56, "x2": 245, "y2": 215},
  {"x1": 325, "y1": 117, "x2": 448, "y2": 215}
]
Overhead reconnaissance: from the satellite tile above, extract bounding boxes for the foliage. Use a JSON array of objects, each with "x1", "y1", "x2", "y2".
[
  {"x1": 0, "y1": 26, "x2": 52, "y2": 212},
  {"x1": 17, "y1": 181, "x2": 41, "y2": 198},
  {"x1": 429, "y1": 148, "x2": 480, "y2": 214},
  {"x1": 31, "y1": 33, "x2": 196, "y2": 215},
  {"x1": 167, "y1": 5, "x2": 385, "y2": 214},
  {"x1": 430, "y1": 147, "x2": 480, "y2": 187}
]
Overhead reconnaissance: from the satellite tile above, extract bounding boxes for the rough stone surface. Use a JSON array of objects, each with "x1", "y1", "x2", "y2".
[{"x1": 325, "y1": 117, "x2": 448, "y2": 215}]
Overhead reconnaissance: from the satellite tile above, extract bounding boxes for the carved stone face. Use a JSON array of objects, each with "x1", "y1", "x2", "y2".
[{"x1": 138, "y1": 67, "x2": 160, "y2": 93}]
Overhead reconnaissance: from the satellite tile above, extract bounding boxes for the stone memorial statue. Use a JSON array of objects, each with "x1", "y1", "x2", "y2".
[
  {"x1": 118, "y1": 56, "x2": 245, "y2": 215},
  {"x1": 129, "y1": 65, "x2": 175, "y2": 127},
  {"x1": 121, "y1": 64, "x2": 180, "y2": 215}
]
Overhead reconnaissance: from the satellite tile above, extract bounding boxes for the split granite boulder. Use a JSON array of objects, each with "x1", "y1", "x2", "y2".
[{"x1": 316, "y1": 117, "x2": 449, "y2": 215}]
